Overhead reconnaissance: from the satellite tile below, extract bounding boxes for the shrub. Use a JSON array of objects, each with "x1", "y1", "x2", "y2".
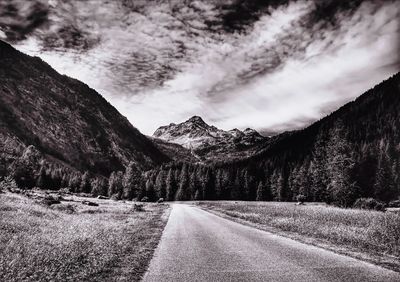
[
  {"x1": 58, "y1": 187, "x2": 72, "y2": 194},
  {"x1": 39, "y1": 195, "x2": 61, "y2": 206},
  {"x1": 388, "y1": 199, "x2": 400, "y2": 208},
  {"x1": 82, "y1": 200, "x2": 99, "y2": 206},
  {"x1": 353, "y1": 198, "x2": 386, "y2": 211},
  {"x1": 296, "y1": 194, "x2": 306, "y2": 204},
  {"x1": 133, "y1": 204, "x2": 145, "y2": 212},
  {"x1": 0, "y1": 176, "x2": 19, "y2": 191},
  {"x1": 110, "y1": 193, "x2": 121, "y2": 201},
  {"x1": 52, "y1": 204, "x2": 76, "y2": 214}
]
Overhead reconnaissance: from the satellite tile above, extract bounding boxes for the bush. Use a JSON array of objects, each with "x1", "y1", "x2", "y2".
[
  {"x1": 58, "y1": 187, "x2": 72, "y2": 194},
  {"x1": 0, "y1": 176, "x2": 19, "y2": 191},
  {"x1": 296, "y1": 194, "x2": 306, "y2": 204},
  {"x1": 52, "y1": 204, "x2": 76, "y2": 214},
  {"x1": 110, "y1": 193, "x2": 121, "y2": 201},
  {"x1": 388, "y1": 199, "x2": 400, "y2": 208},
  {"x1": 82, "y1": 200, "x2": 99, "y2": 206},
  {"x1": 353, "y1": 198, "x2": 386, "y2": 211},
  {"x1": 39, "y1": 195, "x2": 61, "y2": 206},
  {"x1": 133, "y1": 204, "x2": 145, "y2": 212}
]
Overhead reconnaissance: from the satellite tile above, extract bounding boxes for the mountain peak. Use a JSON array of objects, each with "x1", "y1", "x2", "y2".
[
  {"x1": 187, "y1": 116, "x2": 206, "y2": 124},
  {"x1": 153, "y1": 117, "x2": 268, "y2": 159}
]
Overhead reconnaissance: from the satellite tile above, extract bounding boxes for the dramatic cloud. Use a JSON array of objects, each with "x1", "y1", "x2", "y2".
[{"x1": 1, "y1": 0, "x2": 399, "y2": 135}]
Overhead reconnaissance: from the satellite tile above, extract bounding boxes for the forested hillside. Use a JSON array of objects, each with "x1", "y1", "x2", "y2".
[
  {"x1": 0, "y1": 40, "x2": 169, "y2": 192},
  {"x1": 140, "y1": 73, "x2": 400, "y2": 206}
]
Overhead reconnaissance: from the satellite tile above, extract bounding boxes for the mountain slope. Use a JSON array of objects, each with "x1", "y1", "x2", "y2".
[
  {"x1": 144, "y1": 73, "x2": 400, "y2": 205},
  {"x1": 150, "y1": 137, "x2": 198, "y2": 163},
  {"x1": 153, "y1": 116, "x2": 268, "y2": 161},
  {"x1": 251, "y1": 72, "x2": 400, "y2": 163},
  {"x1": 0, "y1": 40, "x2": 169, "y2": 180}
]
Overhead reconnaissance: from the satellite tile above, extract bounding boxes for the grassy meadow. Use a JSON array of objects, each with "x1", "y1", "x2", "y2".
[
  {"x1": 197, "y1": 201, "x2": 400, "y2": 270},
  {"x1": 0, "y1": 191, "x2": 170, "y2": 282}
]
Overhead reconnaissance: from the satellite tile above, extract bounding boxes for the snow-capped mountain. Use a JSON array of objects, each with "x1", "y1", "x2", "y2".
[{"x1": 153, "y1": 116, "x2": 268, "y2": 161}]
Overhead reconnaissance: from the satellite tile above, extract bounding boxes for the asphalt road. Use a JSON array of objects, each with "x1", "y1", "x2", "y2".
[{"x1": 143, "y1": 204, "x2": 400, "y2": 282}]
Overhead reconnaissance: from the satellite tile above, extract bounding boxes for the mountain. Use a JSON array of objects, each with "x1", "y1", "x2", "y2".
[
  {"x1": 153, "y1": 116, "x2": 268, "y2": 161},
  {"x1": 0, "y1": 40, "x2": 169, "y2": 188},
  {"x1": 150, "y1": 137, "x2": 198, "y2": 163},
  {"x1": 145, "y1": 73, "x2": 400, "y2": 205}
]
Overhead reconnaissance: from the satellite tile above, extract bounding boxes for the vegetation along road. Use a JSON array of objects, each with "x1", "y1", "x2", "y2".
[{"x1": 143, "y1": 204, "x2": 400, "y2": 282}]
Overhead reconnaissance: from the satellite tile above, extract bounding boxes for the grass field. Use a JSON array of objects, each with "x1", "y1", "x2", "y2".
[
  {"x1": 0, "y1": 191, "x2": 170, "y2": 282},
  {"x1": 197, "y1": 201, "x2": 400, "y2": 271}
]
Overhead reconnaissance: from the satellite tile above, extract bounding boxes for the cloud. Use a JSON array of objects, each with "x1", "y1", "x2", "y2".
[
  {"x1": 0, "y1": 0, "x2": 49, "y2": 41},
  {"x1": 3, "y1": 0, "x2": 399, "y2": 135},
  {"x1": 208, "y1": 0, "x2": 400, "y2": 134}
]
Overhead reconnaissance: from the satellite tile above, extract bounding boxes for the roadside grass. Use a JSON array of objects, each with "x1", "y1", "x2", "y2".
[
  {"x1": 196, "y1": 201, "x2": 400, "y2": 270},
  {"x1": 0, "y1": 192, "x2": 170, "y2": 282}
]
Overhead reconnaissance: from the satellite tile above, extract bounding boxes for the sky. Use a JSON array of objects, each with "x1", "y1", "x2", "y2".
[{"x1": 0, "y1": 0, "x2": 399, "y2": 136}]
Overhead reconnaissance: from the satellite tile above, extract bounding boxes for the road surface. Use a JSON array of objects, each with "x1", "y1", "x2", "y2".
[{"x1": 143, "y1": 204, "x2": 400, "y2": 282}]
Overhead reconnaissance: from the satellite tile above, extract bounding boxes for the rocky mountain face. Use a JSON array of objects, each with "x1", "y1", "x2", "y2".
[
  {"x1": 150, "y1": 137, "x2": 198, "y2": 163},
  {"x1": 0, "y1": 40, "x2": 169, "y2": 181},
  {"x1": 153, "y1": 116, "x2": 268, "y2": 161}
]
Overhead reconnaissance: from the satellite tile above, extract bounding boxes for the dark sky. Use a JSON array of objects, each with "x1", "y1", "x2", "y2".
[{"x1": 1, "y1": 0, "x2": 399, "y2": 135}]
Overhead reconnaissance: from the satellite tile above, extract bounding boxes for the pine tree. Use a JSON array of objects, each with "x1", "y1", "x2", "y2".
[
  {"x1": 214, "y1": 169, "x2": 223, "y2": 199},
  {"x1": 203, "y1": 168, "x2": 215, "y2": 200},
  {"x1": 68, "y1": 173, "x2": 81, "y2": 192},
  {"x1": 288, "y1": 166, "x2": 299, "y2": 199},
  {"x1": 270, "y1": 169, "x2": 286, "y2": 201},
  {"x1": 243, "y1": 170, "x2": 256, "y2": 200},
  {"x1": 175, "y1": 164, "x2": 189, "y2": 201},
  {"x1": 256, "y1": 181, "x2": 265, "y2": 201},
  {"x1": 145, "y1": 179, "x2": 156, "y2": 201},
  {"x1": 374, "y1": 149, "x2": 397, "y2": 202},
  {"x1": 108, "y1": 171, "x2": 123, "y2": 199},
  {"x1": 166, "y1": 168, "x2": 176, "y2": 201},
  {"x1": 327, "y1": 123, "x2": 359, "y2": 207},
  {"x1": 91, "y1": 177, "x2": 108, "y2": 196},
  {"x1": 230, "y1": 169, "x2": 242, "y2": 200},
  {"x1": 310, "y1": 135, "x2": 330, "y2": 202},
  {"x1": 36, "y1": 166, "x2": 51, "y2": 189},
  {"x1": 122, "y1": 162, "x2": 142, "y2": 200},
  {"x1": 80, "y1": 171, "x2": 91, "y2": 193},
  {"x1": 194, "y1": 188, "x2": 201, "y2": 200},
  {"x1": 154, "y1": 170, "x2": 166, "y2": 200},
  {"x1": 296, "y1": 163, "x2": 311, "y2": 201},
  {"x1": 220, "y1": 169, "x2": 232, "y2": 199},
  {"x1": 188, "y1": 167, "x2": 198, "y2": 200}
]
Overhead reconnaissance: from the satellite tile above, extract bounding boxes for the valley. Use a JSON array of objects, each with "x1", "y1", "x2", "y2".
[
  {"x1": 0, "y1": 37, "x2": 400, "y2": 281},
  {"x1": 0, "y1": 1, "x2": 399, "y2": 281}
]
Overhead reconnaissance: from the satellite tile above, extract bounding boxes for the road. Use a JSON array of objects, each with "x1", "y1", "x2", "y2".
[{"x1": 143, "y1": 204, "x2": 400, "y2": 282}]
